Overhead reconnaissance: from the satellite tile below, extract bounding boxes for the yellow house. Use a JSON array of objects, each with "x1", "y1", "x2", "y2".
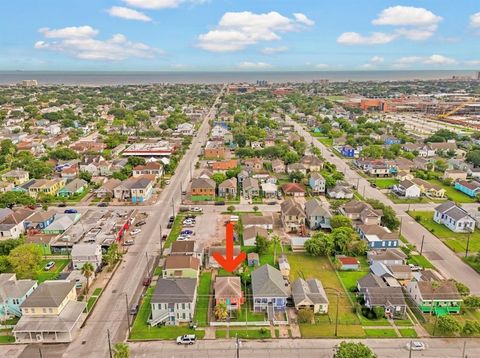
[
  {"x1": 2, "y1": 170, "x2": 29, "y2": 185},
  {"x1": 411, "y1": 178, "x2": 446, "y2": 198},
  {"x1": 14, "y1": 280, "x2": 86, "y2": 343},
  {"x1": 28, "y1": 178, "x2": 65, "y2": 198},
  {"x1": 163, "y1": 256, "x2": 200, "y2": 279}
]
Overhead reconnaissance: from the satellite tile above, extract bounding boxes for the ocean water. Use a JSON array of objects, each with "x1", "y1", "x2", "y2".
[{"x1": 0, "y1": 70, "x2": 478, "y2": 86}]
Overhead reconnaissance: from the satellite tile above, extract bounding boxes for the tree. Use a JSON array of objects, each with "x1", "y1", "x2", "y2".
[
  {"x1": 253, "y1": 205, "x2": 259, "y2": 212},
  {"x1": 211, "y1": 172, "x2": 227, "y2": 186},
  {"x1": 463, "y1": 320, "x2": 480, "y2": 335},
  {"x1": 0, "y1": 191, "x2": 35, "y2": 209},
  {"x1": 49, "y1": 147, "x2": 78, "y2": 161},
  {"x1": 331, "y1": 227, "x2": 356, "y2": 254},
  {"x1": 81, "y1": 262, "x2": 95, "y2": 293},
  {"x1": 467, "y1": 150, "x2": 480, "y2": 167},
  {"x1": 297, "y1": 309, "x2": 314, "y2": 323},
  {"x1": 79, "y1": 171, "x2": 92, "y2": 183},
  {"x1": 0, "y1": 255, "x2": 12, "y2": 273},
  {"x1": 214, "y1": 303, "x2": 229, "y2": 321},
  {"x1": 104, "y1": 244, "x2": 122, "y2": 270},
  {"x1": 113, "y1": 342, "x2": 130, "y2": 358},
  {"x1": 305, "y1": 233, "x2": 334, "y2": 256},
  {"x1": 0, "y1": 237, "x2": 24, "y2": 255},
  {"x1": 372, "y1": 306, "x2": 385, "y2": 319},
  {"x1": 437, "y1": 315, "x2": 461, "y2": 335},
  {"x1": 334, "y1": 341, "x2": 375, "y2": 358},
  {"x1": 8, "y1": 244, "x2": 43, "y2": 279},
  {"x1": 366, "y1": 199, "x2": 400, "y2": 231},
  {"x1": 289, "y1": 170, "x2": 304, "y2": 183},
  {"x1": 464, "y1": 296, "x2": 480, "y2": 310},
  {"x1": 455, "y1": 281, "x2": 470, "y2": 297},
  {"x1": 227, "y1": 205, "x2": 236, "y2": 214},
  {"x1": 127, "y1": 156, "x2": 146, "y2": 167},
  {"x1": 255, "y1": 235, "x2": 270, "y2": 255},
  {"x1": 330, "y1": 215, "x2": 352, "y2": 229}
]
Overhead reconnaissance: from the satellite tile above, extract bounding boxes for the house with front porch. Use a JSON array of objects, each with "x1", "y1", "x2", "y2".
[
  {"x1": 309, "y1": 172, "x2": 325, "y2": 194},
  {"x1": 0, "y1": 274, "x2": 37, "y2": 319},
  {"x1": 454, "y1": 180, "x2": 480, "y2": 198},
  {"x1": 281, "y1": 198, "x2": 306, "y2": 232},
  {"x1": 433, "y1": 201, "x2": 476, "y2": 233},
  {"x1": 214, "y1": 276, "x2": 244, "y2": 311},
  {"x1": 406, "y1": 279, "x2": 462, "y2": 315},
  {"x1": 364, "y1": 287, "x2": 406, "y2": 319},
  {"x1": 251, "y1": 265, "x2": 289, "y2": 314},
  {"x1": 291, "y1": 278, "x2": 328, "y2": 314},
  {"x1": 304, "y1": 198, "x2": 331, "y2": 230}
]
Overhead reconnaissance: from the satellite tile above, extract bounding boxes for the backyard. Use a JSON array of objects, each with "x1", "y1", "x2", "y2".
[
  {"x1": 194, "y1": 271, "x2": 212, "y2": 326},
  {"x1": 372, "y1": 178, "x2": 398, "y2": 189},
  {"x1": 36, "y1": 259, "x2": 70, "y2": 282},
  {"x1": 409, "y1": 211, "x2": 480, "y2": 254},
  {"x1": 427, "y1": 179, "x2": 477, "y2": 203}
]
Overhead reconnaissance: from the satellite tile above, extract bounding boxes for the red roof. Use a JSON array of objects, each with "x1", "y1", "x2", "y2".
[
  {"x1": 281, "y1": 183, "x2": 305, "y2": 193},
  {"x1": 337, "y1": 256, "x2": 359, "y2": 265}
]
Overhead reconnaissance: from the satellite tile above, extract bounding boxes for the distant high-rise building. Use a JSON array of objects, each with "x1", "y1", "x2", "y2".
[
  {"x1": 477, "y1": 71, "x2": 480, "y2": 81},
  {"x1": 21, "y1": 80, "x2": 38, "y2": 87}
]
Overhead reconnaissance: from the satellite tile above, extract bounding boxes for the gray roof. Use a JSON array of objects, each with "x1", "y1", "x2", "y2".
[
  {"x1": 243, "y1": 177, "x2": 259, "y2": 190},
  {"x1": 304, "y1": 198, "x2": 331, "y2": 218},
  {"x1": 152, "y1": 278, "x2": 197, "y2": 304},
  {"x1": 0, "y1": 274, "x2": 36, "y2": 301},
  {"x1": 242, "y1": 215, "x2": 273, "y2": 226},
  {"x1": 191, "y1": 177, "x2": 215, "y2": 189},
  {"x1": 367, "y1": 249, "x2": 407, "y2": 263},
  {"x1": 71, "y1": 243, "x2": 100, "y2": 257},
  {"x1": 13, "y1": 300, "x2": 86, "y2": 333},
  {"x1": 366, "y1": 287, "x2": 406, "y2": 306},
  {"x1": 243, "y1": 226, "x2": 268, "y2": 241},
  {"x1": 435, "y1": 201, "x2": 472, "y2": 221},
  {"x1": 63, "y1": 178, "x2": 87, "y2": 192},
  {"x1": 21, "y1": 281, "x2": 76, "y2": 308},
  {"x1": 281, "y1": 198, "x2": 306, "y2": 217},
  {"x1": 251, "y1": 264, "x2": 289, "y2": 298},
  {"x1": 358, "y1": 273, "x2": 387, "y2": 289},
  {"x1": 291, "y1": 278, "x2": 328, "y2": 306},
  {"x1": 309, "y1": 172, "x2": 325, "y2": 181}
]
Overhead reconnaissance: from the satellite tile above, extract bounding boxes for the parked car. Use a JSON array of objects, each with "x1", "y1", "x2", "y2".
[
  {"x1": 58, "y1": 203, "x2": 67, "y2": 207},
  {"x1": 167, "y1": 222, "x2": 173, "y2": 229},
  {"x1": 98, "y1": 202, "x2": 108, "y2": 207},
  {"x1": 191, "y1": 207, "x2": 202, "y2": 212},
  {"x1": 176, "y1": 334, "x2": 196, "y2": 345},
  {"x1": 135, "y1": 221, "x2": 146, "y2": 227},
  {"x1": 44, "y1": 261, "x2": 55, "y2": 271},
  {"x1": 214, "y1": 201, "x2": 225, "y2": 206},
  {"x1": 268, "y1": 201, "x2": 277, "y2": 205},
  {"x1": 162, "y1": 234, "x2": 168, "y2": 241},
  {"x1": 123, "y1": 240, "x2": 134, "y2": 246},
  {"x1": 143, "y1": 277, "x2": 152, "y2": 286},
  {"x1": 64, "y1": 209, "x2": 78, "y2": 214},
  {"x1": 130, "y1": 304, "x2": 139, "y2": 315},
  {"x1": 131, "y1": 229, "x2": 142, "y2": 235},
  {"x1": 179, "y1": 206, "x2": 190, "y2": 212},
  {"x1": 180, "y1": 230, "x2": 193, "y2": 235},
  {"x1": 406, "y1": 341, "x2": 426, "y2": 351}
]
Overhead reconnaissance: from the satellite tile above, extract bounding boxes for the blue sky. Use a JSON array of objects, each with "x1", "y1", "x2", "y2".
[{"x1": 1, "y1": 0, "x2": 479, "y2": 71}]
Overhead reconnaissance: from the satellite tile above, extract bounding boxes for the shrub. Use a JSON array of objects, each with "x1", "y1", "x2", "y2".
[{"x1": 297, "y1": 309, "x2": 314, "y2": 323}]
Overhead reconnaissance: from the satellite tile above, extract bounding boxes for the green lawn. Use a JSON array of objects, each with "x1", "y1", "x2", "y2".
[
  {"x1": 0, "y1": 335, "x2": 15, "y2": 344},
  {"x1": 464, "y1": 257, "x2": 480, "y2": 273},
  {"x1": 287, "y1": 254, "x2": 359, "y2": 325},
  {"x1": 242, "y1": 242, "x2": 283, "y2": 268},
  {"x1": 299, "y1": 323, "x2": 365, "y2": 338},
  {"x1": 154, "y1": 267, "x2": 163, "y2": 276},
  {"x1": 231, "y1": 304, "x2": 266, "y2": 322},
  {"x1": 359, "y1": 316, "x2": 391, "y2": 326},
  {"x1": 428, "y1": 179, "x2": 477, "y2": 203},
  {"x1": 130, "y1": 286, "x2": 204, "y2": 340},
  {"x1": 36, "y1": 259, "x2": 70, "y2": 282},
  {"x1": 223, "y1": 329, "x2": 271, "y2": 339},
  {"x1": 86, "y1": 296, "x2": 98, "y2": 312},
  {"x1": 93, "y1": 288, "x2": 102, "y2": 296},
  {"x1": 373, "y1": 178, "x2": 398, "y2": 189},
  {"x1": 318, "y1": 137, "x2": 333, "y2": 146},
  {"x1": 388, "y1": 194, "x2": 429, "y2": 204},
  {"x1": 410, "y1": 211, "x2": 480, "y2": 253},
  {"x1": 399, "y1": 328, "x2": 418, "y2": 338},
  {"x1": 215, "y1": 330, "x2": 227, "y2": 338},
  {"x1": 194, "y1": 272, "x2": 212, "y2": 326},
  {"x1": 408, "y1": 255, "x2": 435, "y2": 269},
  {"x1": 364, "y1": 328, "x2": 398, "y2": 338}
]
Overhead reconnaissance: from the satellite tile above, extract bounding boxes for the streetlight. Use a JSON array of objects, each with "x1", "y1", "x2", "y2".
[{"x1": 325, "y1": 287, "x2": 340, "y2": 337}]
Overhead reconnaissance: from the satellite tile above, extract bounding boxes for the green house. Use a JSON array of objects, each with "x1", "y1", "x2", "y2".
[
  {"x1": 57, "y1": 178, "x2": 87, "y2": 198},
  {"x1": 406, "y1": 279, "x2": 462, "y2": 315}
]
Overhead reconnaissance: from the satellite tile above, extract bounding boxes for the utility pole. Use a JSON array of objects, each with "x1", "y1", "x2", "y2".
[
  {"x1": 159, "y1": 224, "x2": 163, "y2": 255},
  {"x1": 432, "y1": 314, "x2": 439, "y2": 336},
  {"x1": 399, "y1": 216, "x2": 403, "y2": 237},
  {"x1": 408, "y1": 340, "x2": 412, "y2": 358},
  {"x1": 334, "y1": 293, "x2": 339, "y2": 337},
  {"x1": 125, "y1": 293, "x2": 131, "y2": 337},
  {"x1": 235, "y1": 333, "x2": 240, "y2": 358},
  {"x1": 420, "y1": 235, "x2": 425, "y2": 256},
  {"x1": 171, "y1": 198, "x2": 175, "y2": 218},
  {"x1": 462, "y1": 340, "x2": 467, "y2": 358},
  {"x1": 145, "y1": 251, "x2": 150, "y2": 275},
  {"x1": 465, "y1": 229, "x2": 472, "y2": 258},
  {"x1": 38, "y1": 348, "x2": 43, "y2": 358},
  {"x1": 107, "y1": 329, "x2": 113, "y2": 358}
]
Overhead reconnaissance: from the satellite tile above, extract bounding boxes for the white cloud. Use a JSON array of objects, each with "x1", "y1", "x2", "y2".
[
  {"x1": 337, "y1": 32, "x2": 396, "y2": 45},
  {"x1": 197, "y1": 11, "x2": 313, "y2": 52},
  {"x1": 339, "y1": 6, "x2": 441, "y2": 45},
  {"x1": 315, "y1": 63, "x2": 329, "y2": 69},
  {"x1": 465, "y1": 60, "x2": 480, "y2": 66},
  {"x1": 35, "y1": 26, "x2": 159, "y2": 61},
  {"x1": 38, "y1": 26, "x2": 99, "y2": 39},
  {"x1": 107, "y1": 6, "x2": 151, "y2": 21},
  {"x1": 238, "y1": 62, "x2": 272, "y2": 69},
  {"x1": 261, "y1": 46, "x2": 288, "y2": 55},
  {"x1": 471, "y1": 12, "x2": 480, "y2": 28},
  {"x1": 361, "y1": 63, "x2": 374, "y2": 69},
  {"x1": 394, "y1": 54, "x2": 456, "y2": 67},
  {"x1": 372, "y1": 6, "x2": 442, "y2": 27},
  {"x1": 122, "y1": 0, "x2": 181, "y2": 9},
  {"x1": 370, "y1": 56, "x2": 384, "y2": 64},
  {"x1": 293, "y1": 13, "x2": 315, "y2": 26}
]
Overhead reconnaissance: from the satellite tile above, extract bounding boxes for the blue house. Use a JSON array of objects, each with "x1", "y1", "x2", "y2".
[
  {"x1": 251, "y1": 265, "x2": 289, "y2": 313},
  {"x1": 384, "y1": 137, "x2": 401, "y2": 145},
  {"x1": 0, "y1": 274, "x2": 37, "y2": 318},
  {"x1": 309, "y1": 172, "x2": 326, "y2": 193},
  {"x1": 26, "y1": 211, "x2": 56, "y2": 230},
  {"x1": 340, "y1": 145, "x2": 357, "y2": 158},
  {"x1": 454, "y1": 180, "x2": 480, "y2": 198},
  {"x1": 357, "y1": 224, "x2": 399, "y2": 249}
]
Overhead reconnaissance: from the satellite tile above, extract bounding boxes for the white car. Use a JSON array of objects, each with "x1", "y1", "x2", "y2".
[
  {"x1": 131, "y1": 229, "x2": 142, "y2": 235},
  {"x1": 192, "y1": 207, "x2": 202, "y2": 212},
  {"x1": 406, "y1": 341, "x2": 426, "y2": 351}
]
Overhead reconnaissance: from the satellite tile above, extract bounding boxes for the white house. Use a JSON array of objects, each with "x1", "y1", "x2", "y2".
[
  {"x1": 434, "y1": 201, "x2": 476, "y2": 233},
  {"x1": 70, "y1": 244, "x2": 102, "y2": 271},
  {"x1": 393, "y1": 180, "x2": 421, "y2": 198}
]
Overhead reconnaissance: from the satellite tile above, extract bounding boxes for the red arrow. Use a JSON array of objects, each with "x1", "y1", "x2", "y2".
[{"x1": 212, "y1": 222, "x2": 246, "y2": 272}]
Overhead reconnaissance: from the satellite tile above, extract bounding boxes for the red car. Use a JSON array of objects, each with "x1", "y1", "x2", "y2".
[{"x1": 143, "y1": 277, "x2": 152, "y2": 286}]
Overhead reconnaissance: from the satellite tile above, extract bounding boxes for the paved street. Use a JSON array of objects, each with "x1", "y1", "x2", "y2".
[
  {"x1": 52, "y1": 88, "x2": 225, "y2": 358},
  {"x1": 286, "y1": 116, "x2": 480, "y2": 293},
  {"x1": 127, "y1": 338, "x2": 480, "y2": 358}
]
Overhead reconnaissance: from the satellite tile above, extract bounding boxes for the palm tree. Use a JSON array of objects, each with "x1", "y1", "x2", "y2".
[
  {"x1": 214, "y1": 303, "x2": 229, "y2": 321},
  {"x1": 271, "y1": 235, "x2": 281, "y2": 263},
  {"x1": 81, "y1": 262, "x2": 95, "y2": 294},
  {"x1": 113, "y1": 342, "x2": 129, "y2": 358}
]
